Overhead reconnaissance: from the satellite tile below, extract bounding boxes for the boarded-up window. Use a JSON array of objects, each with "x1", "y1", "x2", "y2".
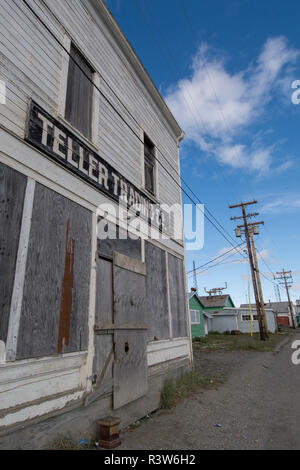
[
  {"x1": 145, "y1": 242, "x2": 169, "y2": 341},
  {"x1": 65, "y1": 44, "x2": 94, "y2": 140},
  {"x1": 168, "y1": 253, "x2": 188, "y2": 338},
  {"x1": 144, "y1": 134, "x2": 156, "y2": 195}
]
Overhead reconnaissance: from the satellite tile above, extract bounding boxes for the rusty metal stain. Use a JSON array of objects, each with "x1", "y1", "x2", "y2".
[{"x1": 58, "y1": 219, "x2": 75, "y2": 354}]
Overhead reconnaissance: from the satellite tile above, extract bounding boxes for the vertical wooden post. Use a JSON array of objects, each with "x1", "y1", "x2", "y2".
[
  {"x1": 284, "y1": 276, "x2": 296, "y2": 329},
  {"x1": 250, "y1": 229, "x2": 269, "y2": 338},
  {"x1": 241, "y1": 206, "x2": 265, "y2": 340},
  {"x1": 6, "y1": 178, "x2": 36, "y2": 361}
]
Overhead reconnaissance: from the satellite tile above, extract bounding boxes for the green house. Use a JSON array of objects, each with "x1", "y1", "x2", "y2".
[
  {"x1": 189, "y1": 291, "x2": 210, "y2": 338},
  {"x1": 189, "y1": 292, "x2": 235, "y2": 338}
]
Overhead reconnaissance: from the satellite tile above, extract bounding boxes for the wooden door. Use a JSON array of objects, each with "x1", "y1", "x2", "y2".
[
  {"x1": 91, "y1": 252, "x2": 148, "y2": 410},
  {"x1": 112, "y1": 252, "x2": 148, "y2": 410}
]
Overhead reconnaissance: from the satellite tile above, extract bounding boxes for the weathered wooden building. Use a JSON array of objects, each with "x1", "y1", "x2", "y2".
[{"x1": 0, "y1": 0, "x2": 192, "y2": 448}]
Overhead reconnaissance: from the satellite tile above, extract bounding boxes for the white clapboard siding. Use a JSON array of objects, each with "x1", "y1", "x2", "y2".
[
  {"x1": 43, "y1": 0, "x2": 181, "y2": 153},
  {"x1": 0, "y1": 352, "x2": 87, "y2": 411},
  {"x1": 1, "y1": 0, "x2": 183, "y2": 224},
  {"x1": 147, "y1": 338, "x2": 189, "y2": 367}
]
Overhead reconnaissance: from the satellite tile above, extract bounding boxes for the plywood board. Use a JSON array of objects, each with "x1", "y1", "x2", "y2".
[
  {"x1": 168, "y1": 254, "x2": 188, "y2": 339},
  {"x1": 113, "y1": 266, "x2": 147, "y2": 326},
  {"x1": 113, "y1": 263, "x2": 148, "y2": 409},
  {"x1": 17, "y1": 184, "x2": 92, "y2": 359},
  {"x1": 92, "y1": 258, "x2": 113, "y2": 387},
  {"x1": 0, "y1": 163, "x2": 27, "y2": 343},
  {"x1": 145, "y1": 241, "x2": 169, "y2": 341},
  {"x1": 113, "y1": 330, "x2": 148, "y2": 409},
  {"x1": 97, "y1": 222, "x2": 142, "y2": 261}
]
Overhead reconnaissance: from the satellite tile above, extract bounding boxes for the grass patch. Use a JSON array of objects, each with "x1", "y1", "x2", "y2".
[
  {"x1": 193, "y1": 331, "x2": 290, "y2": 352},
  {"x1": 50, "y1": 437, "x2": 98, "y2": 450},
  {"x1": 160, "y1": 369, "x2": 218, "y2": 410}
]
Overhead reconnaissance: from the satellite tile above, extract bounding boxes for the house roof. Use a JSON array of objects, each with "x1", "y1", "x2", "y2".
[
  {"x1": 189, "y1": 291, "x2": 205, "y2": 306},
  {"x1": 202, "y1": 311, "x2": 213, "y2": 319},
  {"x1": 240, "y1": 301, "x2": 291, "y2": 314},
  {"x1": 198, "y1": 295, "x2": 233, "y2": 308},
  {"x1": 206, "y1": 309, "x2": 238, "y2": 317}
]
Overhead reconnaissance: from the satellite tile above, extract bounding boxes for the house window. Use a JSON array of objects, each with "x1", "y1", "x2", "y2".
[
  {"x1": 144, "y1": 134, "x2": 156, "y2": 195},
  {"x1": 242, "y1": 315, "x2": 258, "y2": 321},
  {"x1": 65, "y1": 43, "x2": 94, "y2": 140},
  {"x1": 190, "y1": 310, "x2": 200, "y2": 325}
]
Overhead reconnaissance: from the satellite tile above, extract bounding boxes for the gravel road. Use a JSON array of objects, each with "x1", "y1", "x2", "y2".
[{"x1": 119, "y1": 330, "x2": 300, "y2": 450}]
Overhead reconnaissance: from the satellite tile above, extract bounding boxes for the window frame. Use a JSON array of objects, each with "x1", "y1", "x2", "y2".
[
  {"x1": 143, "y1": 133, "x2": 157, "y2": 197},
  {"x1": 190, "y1": 309, "x2": 201, "y2": 325},
  {"x1": 58, "y1": 35, "x2": 100, "y2": 149}
]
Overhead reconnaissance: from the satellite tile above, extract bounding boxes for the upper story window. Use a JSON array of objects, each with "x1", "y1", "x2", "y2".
[
  {"x1": 65, "y1": 43, "x2": 94, "y2": 140},
  {"x1": 144, "y1": 134, "x2": 156, "y2": 195}
]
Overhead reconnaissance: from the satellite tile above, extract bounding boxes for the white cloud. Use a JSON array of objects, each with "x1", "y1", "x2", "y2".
[
  {"x1": 260, "y1": 195, "x2": 300, "y2": 214},
  {"x1": 165, "y1": 37, "x2": 299, "y2": 174},
  {"x1": 291, "y1": 283, "x2": 300, "y2": 292}
]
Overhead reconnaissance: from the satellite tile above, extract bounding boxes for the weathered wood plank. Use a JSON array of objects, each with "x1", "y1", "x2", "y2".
[
  {"x1": 168, "y1": 253, "x2": 188, "y2": 339},
  {"x1": 97, "y1": 222, "x2": 142, "y2": 260},
  {"x1": 16, "y1": 184, "x2": 92, "y2": 359},
  {"x1": 113, "y1": 251, "x2": 146, "y2": 276},
  {"x1": 145, "y1": 241, "x2": 169, "y2": 341},
  {"x1": 0, "y1": 163, "x2": 27, "y2": 344},
  {"x1": 113, "y1": 330, "x2": 148, "y2": 410},
  {"x1": 92, "y1": 258, "x2": 113, "y2": 387},
  {"x1": 113, "y1": 266, "x2": 147, "y2": 325}
]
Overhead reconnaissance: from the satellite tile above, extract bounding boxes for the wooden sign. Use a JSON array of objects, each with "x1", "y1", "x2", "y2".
[{"x1": 25, "y1": 101, "x2": 169, "y2": 233}]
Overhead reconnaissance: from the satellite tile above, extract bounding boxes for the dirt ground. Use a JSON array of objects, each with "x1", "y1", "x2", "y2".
[{"x1": 119, "y1": 330, "x2": 300, "y2": 450}]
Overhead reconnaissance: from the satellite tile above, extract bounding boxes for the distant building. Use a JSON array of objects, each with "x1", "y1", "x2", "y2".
[
  {"x1": 188, "y1": 291, "x2": 212, "y2": 338},
  {"x1": 208, "y1": 308, "x2": 277, "y2": 334},
  {"x1": 295, "y1": 300, "x2": 300, "y2": 328},
  {"x1": 241, "y1": 301, "x2": 295, "y2": 327}
]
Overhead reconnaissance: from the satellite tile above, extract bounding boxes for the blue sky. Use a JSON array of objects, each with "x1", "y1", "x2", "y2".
[{"x1": 106, "y1": 0, "x2": 300, "y2": 306}]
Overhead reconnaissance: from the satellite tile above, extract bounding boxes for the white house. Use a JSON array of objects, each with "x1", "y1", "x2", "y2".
[
  {"x1": 0, "y1": 0, "x2": 191, "y2": 448},
  {"x1": 241, "y1": 301, "x2": 295, "y2": 328},
  {"x1": 207, "y1": 308, "x2": 277, "y2": 334}
]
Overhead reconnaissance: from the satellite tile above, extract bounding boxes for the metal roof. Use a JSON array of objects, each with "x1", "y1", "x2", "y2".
[
  {"x1": 198, "y1": 295, "x2": 231, "y2": 308},
  {"x1": 240, "y1": 301, "x2": 291, "y2": 314}
]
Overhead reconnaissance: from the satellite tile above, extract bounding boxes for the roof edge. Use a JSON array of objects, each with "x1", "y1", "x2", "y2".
[{"x1": 90, "y1": 0, "x2": 184, "y2": 139}]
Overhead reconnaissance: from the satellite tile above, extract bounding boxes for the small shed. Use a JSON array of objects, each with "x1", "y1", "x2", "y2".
[
  {"x1": 189, "y1": 292, "x2": 212, "y2": 338},
  {"x1": 207, "y1": 308, "x2": 277, "y2": 334},
  {"x1": 241, "y1": 301, "x2": 294, "y2": 327}
]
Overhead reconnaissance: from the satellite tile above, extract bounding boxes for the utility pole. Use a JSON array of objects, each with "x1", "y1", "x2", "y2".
[
  {"x1": 229, "y1": 200, "x2": 266, "y2": 340},
  {"x1": 275, "y1": 270, "x2": 295, "y2": 329},
  {"x1": 249, "y1": 226, "x2": 269, "y2": 338}
]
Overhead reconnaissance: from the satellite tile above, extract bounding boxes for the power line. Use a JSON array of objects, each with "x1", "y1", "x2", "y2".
[
  {"x1": 135, "y1": 0, "x2": 239, "y2": 205},
  {"x1": 186, "y1": 241, "x2": 245, "y2": 274},
  {"x1": 35, "y1": 0, "x2": 241, "y2": 250},
  {"x1": 19, "y1": 0, "x2": 247, "y2": 259},
  {"x1": 188, "y1": 248, "x2": 247, "y2": 278}
]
